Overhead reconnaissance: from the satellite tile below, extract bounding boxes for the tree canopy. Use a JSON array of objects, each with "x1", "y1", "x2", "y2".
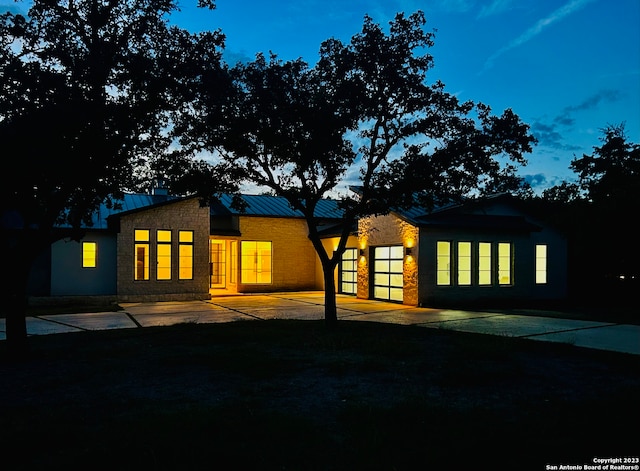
[
  {"x1": 184, "y1": 11, "x2": 536, "y2": 323},
  {"x1": 0, "y1": 0, "x2": 226, "y2": 353}
]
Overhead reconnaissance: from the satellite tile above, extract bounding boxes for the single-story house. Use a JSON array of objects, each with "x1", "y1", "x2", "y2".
[{"x1": 27, "y1": 188, "x2": 567, "y2": 308}]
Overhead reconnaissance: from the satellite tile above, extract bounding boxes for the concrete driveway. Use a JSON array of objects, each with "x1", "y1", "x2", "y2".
[{"x1": 1, "y1": 292, "x2": 638, "y2": 356}]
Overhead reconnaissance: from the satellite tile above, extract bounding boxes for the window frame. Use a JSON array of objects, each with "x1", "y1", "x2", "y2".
[
  {"x1": 156, "y1": 229, "x2": 172, "y2": 281},
  {"x1": 436, "y1": 241, "x2": 452, "y2": 286},
  {"x1": 82, "y1": 241, "x2": 97, "y2": 268},
  {"x1": 497, "y1": 242, "x2": 513, "y2": 286},
  {"x1": 240, "y1": 240, "x2": 273, "y2": 284},
  {"x1": 179, "y1": 230, "x2": 194, "y2": 280},
  {"x1": 457, "y1": 241, "x2": 472, "y2": 286},
  {"x1": 134, "y1": 229, "x2": 150, "y2": 281},
  {"x1": 478, "y1": 242, "x2": 492, "y2": 286},
  {"x1": 535, "y1": 244, "x2": 547, "y2": 285}
]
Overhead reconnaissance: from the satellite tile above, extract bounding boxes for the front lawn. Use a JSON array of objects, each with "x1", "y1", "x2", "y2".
[{"x1": 1, "y1": 320, "x2": 638, "y2": 470}]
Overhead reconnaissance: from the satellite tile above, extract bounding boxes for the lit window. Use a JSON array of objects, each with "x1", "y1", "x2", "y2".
[
  {"x1": 498, "y1": 242, "x2": 512, "y2": 285},
  {"x1": 82, "y1": 241, "x2": 97, "y2": 268},
  {"x1": 134, "y1": 230, "x2": 150, "y2": 281},
  {"x1": 436, "y1": 241, "x2": 451, "y2": 286},
  {"x1": 241, "y1": 241, "x2": 272, "y2": 284},
  {"x1": 478, "y1": 242, "x2": 492, "y2": 285},
  {"x1": 536, "y1": 244, "x2": 547, "y2": 284},
  {"x1": 458, "y1": 242, "x2": 472, "y2": 286},
  {"x1": 179, "y1": 231, "x2": 194, "y2": 280},
  {"x1": 157, "y1": 230, "x2": 172, "y2": 280}
]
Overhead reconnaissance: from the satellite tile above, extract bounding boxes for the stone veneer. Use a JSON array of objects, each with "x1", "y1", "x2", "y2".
[
  {"x1": 358, "y1": 213, "x2": 419, "y2": 306},
  {"x1": 116, "y1": 197, "x2": 210, "y2": 302}
]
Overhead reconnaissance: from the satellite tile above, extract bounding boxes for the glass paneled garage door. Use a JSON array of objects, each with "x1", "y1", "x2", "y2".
[
  {"x1": 373, "y1": 246, "x2": 404, "y2": 302},
  {"x1": 340, "y1": 248, "x2": 358, "y2": 295}
]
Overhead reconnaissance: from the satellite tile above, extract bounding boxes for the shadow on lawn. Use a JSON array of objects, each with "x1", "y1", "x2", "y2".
[{"x1": 1, "y1": 320, "x2": 638, "y2": 470}]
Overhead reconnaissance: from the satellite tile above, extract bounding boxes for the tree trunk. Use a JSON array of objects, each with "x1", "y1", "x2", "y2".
[
  {"x1": 323, "y1": 261, "x2": 338, "y2": 328},
  {"x1": 1, "y1": 236, "x2": 33, "y2": 358},
  {"x1": 5, "y1": 293, "x2": 29, "y2": 357}
]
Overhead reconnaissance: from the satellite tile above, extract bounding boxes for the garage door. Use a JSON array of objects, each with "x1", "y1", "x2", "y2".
[
  {"x1": 373, "y1": 246, "x2": 404, "y2": 302},
  {"x1": 340, "y1": 248, "x2": 358, "y2": 295}
]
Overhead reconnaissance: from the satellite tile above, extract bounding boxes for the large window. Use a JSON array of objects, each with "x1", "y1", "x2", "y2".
[
  {"x1": 536, "y1": 244, "x2": 547, "y2": 284},
  {"x1": 179, "y1": 231, "x2": 194, "y2": 280},
  {"x1": 157, "y1": 230, "x2": 172, "y2": 280},
  {"x1": 134, "y1": 230, "x2": 150, "y2": 281},
  {"x1": 437, "y1": 241, "x2": 517, "y2": 287},
  {"x1": 457, "y1": 242, "x2": 472, "y2": 286},
  {"x1": 436, "y1": 241, "x2": 451, "y2": 286},
  {"x1": 498, "y1": 242, "x2": 512, "y2": 285},
  {"x1": 82, "y1": 241, "x2": 97, "y2": 268},
  {"x1": 241, "y1": 241, "x2": 272, "y2": 284},
  {"x1": 478, "y1": 242, "x2": 492, "y2": 285}
]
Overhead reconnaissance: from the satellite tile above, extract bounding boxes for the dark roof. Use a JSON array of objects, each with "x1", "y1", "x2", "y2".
[
  {"x1": 392, "y1": 193, "x2": 541, "y2": 232},
  {"x1": 211, "y1": 194, "x2": 344, "y2": 219},
  {"x1": 74, "y1": 193, "x2": 185, "y2": 230},
  {"x1": 414, "y1": 213, "x2": 541, "y2": 232}
]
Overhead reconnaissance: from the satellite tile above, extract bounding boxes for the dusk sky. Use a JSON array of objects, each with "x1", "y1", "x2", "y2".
[{"x1": 3, "y1": 0, "x2": 639, "y2": 194}]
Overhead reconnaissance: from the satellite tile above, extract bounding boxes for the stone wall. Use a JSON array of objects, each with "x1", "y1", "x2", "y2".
[
  {"x1": 116, "y1": 197, "x2": 210, "y2": 302},
  {"x1": 357, "y1": 214, "x2": 419, "y2": 306},
  {"x1": 236, "y1": 216, "x2": 320, "y2": 292}
]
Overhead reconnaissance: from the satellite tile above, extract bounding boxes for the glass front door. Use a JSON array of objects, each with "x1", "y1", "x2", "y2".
[{"x1": 210, "y1": 239, "x2": 226, "y2": 288}]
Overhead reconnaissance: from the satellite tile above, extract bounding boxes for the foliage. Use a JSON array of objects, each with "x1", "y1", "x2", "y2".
[
  {"x1": 185, "y1": 11, "x2": 536, "y2": 323},
  {"x1": 569, "y1": 123, "x2": 640, "y2": 210},
  {"x1": 538, "y1": 124, "x2": 640, "y2": 304},
  {"x1": 0, "y1": 0, "x2": 224, "y2": 352}
]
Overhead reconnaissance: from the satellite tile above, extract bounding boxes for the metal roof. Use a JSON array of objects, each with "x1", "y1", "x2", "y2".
[
  {"x1": 212, "y1": 194, "x2": 344, "y2": 219},
  {"x1": 80, "y1": 193, "x2": 183, "y2": 230}
]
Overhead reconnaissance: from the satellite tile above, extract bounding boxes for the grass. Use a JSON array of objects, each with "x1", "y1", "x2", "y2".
[{"x1": 1, "y1": 319, "x2": 638, "y2": 471}]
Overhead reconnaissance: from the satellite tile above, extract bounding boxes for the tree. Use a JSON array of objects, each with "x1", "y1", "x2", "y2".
[
  {"x1": 0, "y1": 0, "x2": 225, "y2": 355},
  {"x1": 539, "y1": 124, "x2": 640, "y2": 305},
  {"x1": 569, "y1": 123, "x2": 640, "y2": 210},
  {"x1": 186, "y1": 11, "x2": 535, "y2": 326}
]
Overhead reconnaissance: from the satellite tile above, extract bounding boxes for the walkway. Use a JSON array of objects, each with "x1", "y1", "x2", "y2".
[{"x1": 1, "y1": 292, "x2": 638, "y2": 356}]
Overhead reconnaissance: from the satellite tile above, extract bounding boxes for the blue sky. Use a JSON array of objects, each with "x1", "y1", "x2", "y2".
[{"x1": 3, "y1": 0, "x2": 639, "y2": 193}]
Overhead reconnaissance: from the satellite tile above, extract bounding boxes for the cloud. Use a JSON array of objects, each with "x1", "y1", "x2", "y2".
[
  {"x1": 477, "y1": 0, "x2": 516, "y2": 18},
  {"x1": 564, "y1": 89, "x2": 622, "y2": 112},
  {"x1": 524, "y1": 173, "x2": 547, "y2": 189},
  {"x1": 553, "y1": 89, "x2": 623, "y2": 128},
  {"x1": 482, "y1": 0, "x2": 595, "y2": 71},
  {"x1": 530, "y1": 120, "x2": 581, "y2": 151},
  {"x1": 532, "y1": 88, "x2": 624, "y2": 152}
]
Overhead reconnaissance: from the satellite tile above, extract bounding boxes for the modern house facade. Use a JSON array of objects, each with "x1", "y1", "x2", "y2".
[{"x1": 28, "y1": 190, "x2": 568, "y2": 308}]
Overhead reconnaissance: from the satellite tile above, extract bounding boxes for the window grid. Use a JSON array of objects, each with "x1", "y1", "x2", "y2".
[
  {"x1": 436, "y1": 241, "x2": 451, "y2": 286},
  {"x1": 498, "y1": 242, "x2": 512, "y2": 285},
  {"x1": 340, "y1": 248, "x2": 358, "y2": 295},
  {"x1": 478, "y1": 242, "x2": 492, "y2": 285},
  {"x1": 457, "y1": 242, "x2": 472, "y2": 286},
  {"x1": 536, "y1": 244, "x2": 547, "y2": 284},
  {"x1": 373, "y1": 246, "x2": 404, "y2": 302}
]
